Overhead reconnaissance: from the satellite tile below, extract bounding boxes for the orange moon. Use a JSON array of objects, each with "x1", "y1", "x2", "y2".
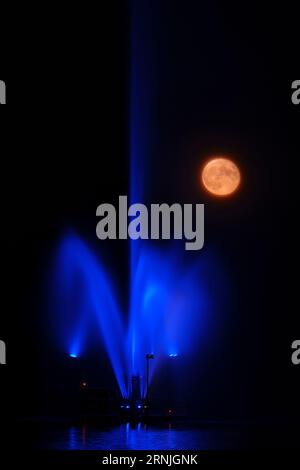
[{"x1": 201, "y1": 157, "x2": 241, "y2": 196}]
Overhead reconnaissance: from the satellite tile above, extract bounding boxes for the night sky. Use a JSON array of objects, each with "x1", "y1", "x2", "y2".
[{"x1": 0, "y1": 0, "x2": 299, "y2": 432}]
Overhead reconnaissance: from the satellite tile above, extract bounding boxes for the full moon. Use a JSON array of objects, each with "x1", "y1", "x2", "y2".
[{"x1": 201, "y1": 157, "x2": 241, "y2": 196}]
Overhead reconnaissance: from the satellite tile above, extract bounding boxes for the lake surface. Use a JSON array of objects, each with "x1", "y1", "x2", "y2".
[
  {"x1": 39, "y1": 422, "x2": 240, "y2": 450},
  {"x1": 15, "y1": 419, "x2": 299, "y2": 451}
]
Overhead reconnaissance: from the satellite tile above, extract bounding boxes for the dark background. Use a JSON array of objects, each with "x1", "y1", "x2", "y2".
[{"x1": 0, "y1": 0, "x2": 299, "y2": 450}]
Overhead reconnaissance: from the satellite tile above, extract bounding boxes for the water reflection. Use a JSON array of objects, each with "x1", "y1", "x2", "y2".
[{"x1": 41, "y1": 422, "x2": 240, "y2": 450}]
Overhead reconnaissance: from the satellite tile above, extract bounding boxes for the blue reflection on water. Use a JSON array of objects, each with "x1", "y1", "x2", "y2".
[{"x1": 43, "y1": 423, "x2": 239, "y2": 451}]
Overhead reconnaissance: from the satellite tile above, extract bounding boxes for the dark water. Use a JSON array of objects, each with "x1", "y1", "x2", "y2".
[
  {"x1": 16, "y1": 419, "x2": 299, "y2": 452},
  {"x1": 40, "y1": 422, "x2": 239, "y2": 450}
]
